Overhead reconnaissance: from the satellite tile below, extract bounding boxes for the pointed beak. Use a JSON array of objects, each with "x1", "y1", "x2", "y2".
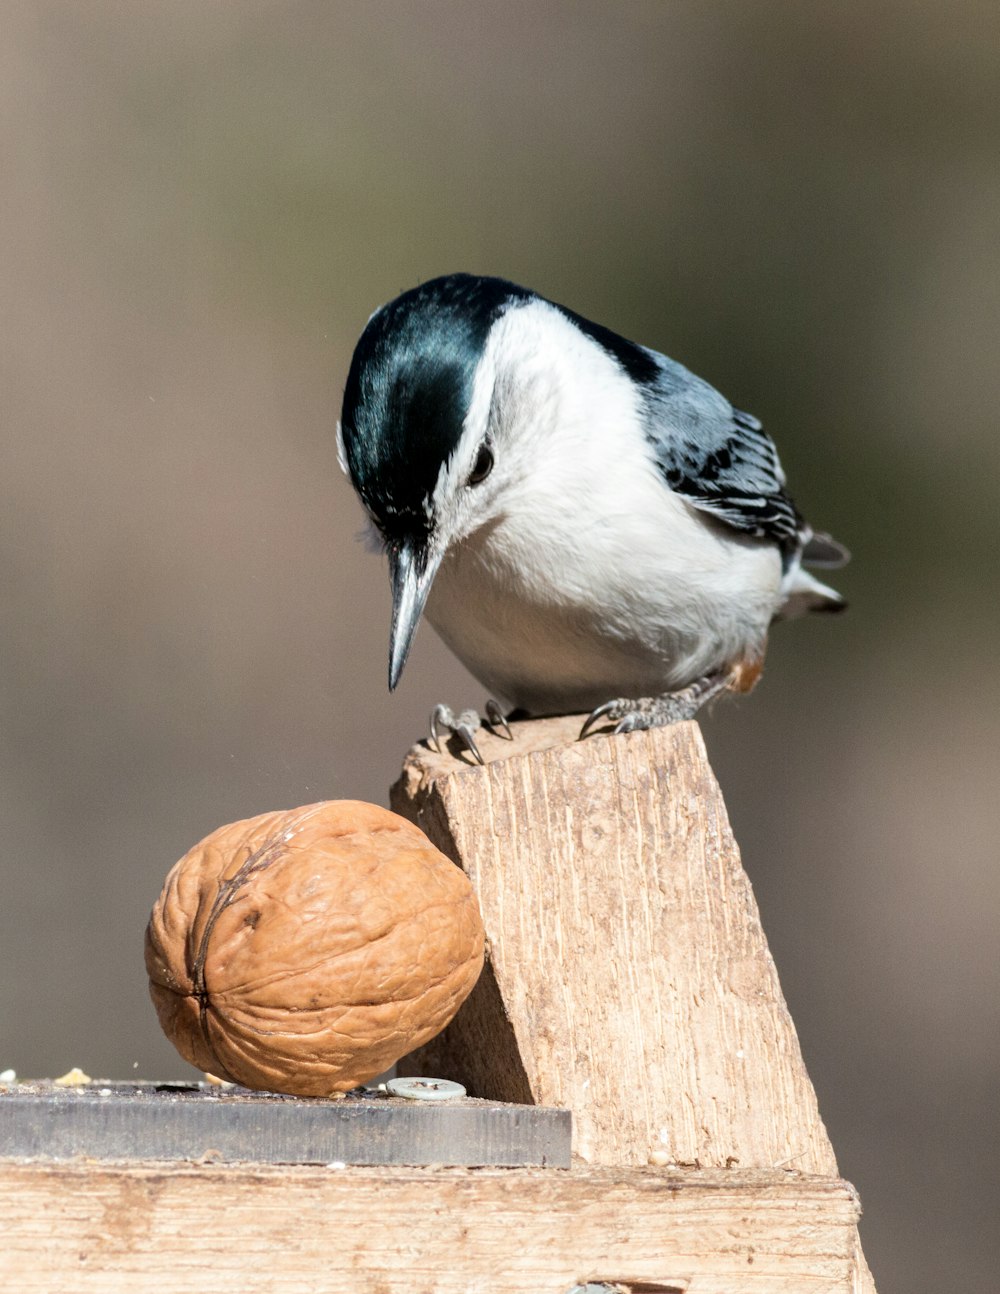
[{"x1": 387, "y1": 540, "x2": 442, "y2": 691}]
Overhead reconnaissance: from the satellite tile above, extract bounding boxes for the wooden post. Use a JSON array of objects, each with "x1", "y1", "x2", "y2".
[{"x1": 392, "y1": 714, "x2": 876, "y2": 1291}]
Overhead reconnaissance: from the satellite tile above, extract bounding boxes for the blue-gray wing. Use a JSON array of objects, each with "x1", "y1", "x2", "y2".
[{"x1": 639, "y1": 353, "x2": 804, "y2": 551}]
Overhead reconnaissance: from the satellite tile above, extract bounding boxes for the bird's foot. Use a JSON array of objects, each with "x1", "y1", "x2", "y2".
[
  {"x1": 429, "y1": 699, "x2": 513, "y2": 765},
  {"x1": 579, "y1": 670, "x2": 732, "y2": 739}
]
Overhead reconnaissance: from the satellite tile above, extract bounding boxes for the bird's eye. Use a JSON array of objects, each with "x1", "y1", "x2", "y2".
[{"x1": 468, "y1": 444, "x2": 494, "y2": 485}]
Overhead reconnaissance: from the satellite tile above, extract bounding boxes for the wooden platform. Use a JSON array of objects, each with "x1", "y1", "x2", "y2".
[
  {"x1": 1, "y1": 717, "x2": 876, "y2": 1292},
  {"x1": 0, "y1": 1160, "x2": 861, "y2": 1293}
]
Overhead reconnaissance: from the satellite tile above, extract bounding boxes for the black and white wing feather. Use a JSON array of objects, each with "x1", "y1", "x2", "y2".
[{"x1": 639, "y1": 354, "x2": 805, "y2": 553}]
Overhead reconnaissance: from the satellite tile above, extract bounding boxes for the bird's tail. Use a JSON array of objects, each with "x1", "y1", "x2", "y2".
[
  {"x1": 777, "y1": 530, "x2": 850, "y2": 619},
  {"x1": 801, "y1": 530, "x2": 851, "y2": 569}
]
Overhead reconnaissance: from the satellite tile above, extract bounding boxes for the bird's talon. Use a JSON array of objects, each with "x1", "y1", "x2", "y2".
[
  {"x1": 485, "y1": 699, "x2": 513, "y2": 741},
  {"x1": 427, "y1": 702, "x2": 502, "y2": 764},
  {"x1": 429, "y1": 704, "x2": 451, "y2": 754},
  {"x1": 580, "y1": 672, "x2": 734, "y2": 738},
  {"x1": 455, "y1": 724, "x2": 484, "y2": 765},
  {"x1": 579, "y1": 700, "x2": 622, "y2": 740}
]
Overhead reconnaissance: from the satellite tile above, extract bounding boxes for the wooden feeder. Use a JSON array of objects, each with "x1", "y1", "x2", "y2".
[{"x1": 1, "y1": 718, "x2": 876, "y2": 1292}]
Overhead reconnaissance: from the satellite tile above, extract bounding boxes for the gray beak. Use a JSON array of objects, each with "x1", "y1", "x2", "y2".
[{"x1": 387, "y1": 540, "x2": 442, "y2": 691}]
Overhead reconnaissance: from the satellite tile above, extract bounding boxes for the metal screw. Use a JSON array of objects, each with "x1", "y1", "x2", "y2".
[{"x1": 385, "y1": 1076, "x2": 466, "y2": 1102}]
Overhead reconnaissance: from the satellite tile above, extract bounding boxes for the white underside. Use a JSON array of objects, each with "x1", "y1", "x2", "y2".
[{"x1": 426, "y1": 496, "x2": 790, "y2": 713}]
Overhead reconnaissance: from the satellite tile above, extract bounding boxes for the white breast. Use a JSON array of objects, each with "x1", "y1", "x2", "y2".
[{"x1": 424, "y1": 301, "x2": 783, "y2": 714}]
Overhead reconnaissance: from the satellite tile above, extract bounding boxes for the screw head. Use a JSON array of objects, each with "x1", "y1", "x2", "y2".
[{"x1": 385, "y1": 1076, "x2": 466, "y2": 1102}]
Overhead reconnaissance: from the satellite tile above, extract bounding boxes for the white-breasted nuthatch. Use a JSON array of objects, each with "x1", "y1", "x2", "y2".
[{"x1": 338, "y1": 274, "x2": 848, "y2": 760}]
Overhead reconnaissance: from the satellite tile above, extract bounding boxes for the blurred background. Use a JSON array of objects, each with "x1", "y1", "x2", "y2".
[{"x1": 2, "y1": 2, "x2": 997, "y2": 1287}]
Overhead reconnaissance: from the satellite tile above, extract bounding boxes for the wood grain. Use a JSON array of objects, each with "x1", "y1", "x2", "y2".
[
  {"x1": 393, "y1": 716, "x2": 838, "y2": 1176},
  {"x1": 0, "y1": 1159, "x2": 861, "y2": 1294}
]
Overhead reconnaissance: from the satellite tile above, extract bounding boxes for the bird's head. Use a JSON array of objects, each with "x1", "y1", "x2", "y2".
[{"x1": 338, "y1": 274, "x2": 530, "y2": 690}]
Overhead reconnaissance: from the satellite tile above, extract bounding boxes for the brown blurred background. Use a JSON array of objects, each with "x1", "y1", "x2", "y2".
[{"x1": 2, "y1": 2, "x2": 997, "y2": 1288}]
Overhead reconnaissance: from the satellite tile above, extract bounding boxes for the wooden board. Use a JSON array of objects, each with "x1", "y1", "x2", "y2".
[
  {"x1": 0, "y1": 1159, "x2": 862, "y2": 1294},
  {"x1": 392, "y1": 717, "x2": 838, "y2": 1175}
]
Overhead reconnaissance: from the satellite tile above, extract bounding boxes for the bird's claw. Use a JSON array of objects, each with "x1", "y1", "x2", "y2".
[
  {"x1": 580, "y1": 672, "x2": 733, "y2": 740},
  {"x1": 579, "y1": 700, "x2": 626, "y2": 739},
  {"x1": 429, "y1": 700, "x2": 513, "y2": 764},
  {"x1": 485, "y1": 698, "x2": 514, "y2": 741},
  {"x1": 430, "y1": 705, "x2": 483, "y2": 763}
]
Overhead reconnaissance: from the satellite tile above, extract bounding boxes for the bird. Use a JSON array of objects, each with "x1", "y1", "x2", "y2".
[{"x1": 337, "y1": 273, "x2": 848, "y2": 762}]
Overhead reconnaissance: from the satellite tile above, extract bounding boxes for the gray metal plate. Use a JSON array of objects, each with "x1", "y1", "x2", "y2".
[{"x1": 0, "y1": 1081, "x2": 571, "y2": 1168}]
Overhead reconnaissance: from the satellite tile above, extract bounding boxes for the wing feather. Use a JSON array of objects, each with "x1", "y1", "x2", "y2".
[{"x1": 638, "y1": 353, "x2": 804, "y2": 551}]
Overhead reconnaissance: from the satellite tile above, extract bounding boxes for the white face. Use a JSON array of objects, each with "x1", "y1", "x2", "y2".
[{"x1": 424, "y1": 298, "x2": 645, "y2": 563}]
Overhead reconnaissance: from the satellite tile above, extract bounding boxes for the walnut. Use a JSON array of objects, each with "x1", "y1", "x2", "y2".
[{"x1": 145, "y1": 801, "x2": 484, "y2": 1095}]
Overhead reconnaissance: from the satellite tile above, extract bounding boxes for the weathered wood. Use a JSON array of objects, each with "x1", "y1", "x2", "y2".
[
  {"x1": 392, "y1": 716, "x2": 837, "y2": 1173},
  {"x1": 392, "y1": 716, "x2": 876, "y2": 1293},
  {"x1": 0, "y1": 1159, "x2": 861, "y2": 1293}
]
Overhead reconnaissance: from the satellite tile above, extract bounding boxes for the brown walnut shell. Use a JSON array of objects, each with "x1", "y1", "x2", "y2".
[{"x1": 144, "y1": 800, "x2": 485, "y2": 1095}]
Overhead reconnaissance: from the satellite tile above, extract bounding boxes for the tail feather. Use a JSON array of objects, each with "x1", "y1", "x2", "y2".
[
  {"x1": 777, "y1": 564, "x2": 847, "y2": 620},
  {"x1": 801, "y1": 530, "x2": 851, "y2": 569}
]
